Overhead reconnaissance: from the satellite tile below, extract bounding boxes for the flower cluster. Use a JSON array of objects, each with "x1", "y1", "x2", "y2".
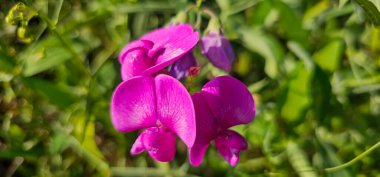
[{"x1": 111, "y1": 24, "x2": 256, "y2": 166}]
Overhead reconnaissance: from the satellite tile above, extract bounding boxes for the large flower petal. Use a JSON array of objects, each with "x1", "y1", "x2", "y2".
[
  {"x1": 110, "y1": 76, "x2": 157, "y2": 132},
  {"x1": 142, "y1": 24, "x2": 199, "y2": 75},
  {"x1": 201, "y1": 76, "x2": 255, "y2": 129},
  {"x1": 121, "y1": 49, "x2": 154, "y2": 81},
  {"x1": 119, "y1": 39, "x2": 154, "y2": 64},
  {"x1": 155, "y1": 74, "x2": 196, "y2": 148},
  {"x1": 189, "y1": 93, "x2": 218, "y2": 166},
  {"x1": 141, "y1": 127, "x2": 176, "y2": 162},
  {"x1": 214, "y1": 130, "x2": 248, "y2": 166}
]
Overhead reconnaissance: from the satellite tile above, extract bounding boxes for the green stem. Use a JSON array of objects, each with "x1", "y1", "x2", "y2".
[{"x1": 325, "y1": 140, "x2": 380, "y2": 172}]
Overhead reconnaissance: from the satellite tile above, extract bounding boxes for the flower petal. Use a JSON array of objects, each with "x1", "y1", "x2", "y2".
[
  {"x1": 214, "y1": 130, "x2": 248, "y2": 166},
  {"x1": 119, "y1": 39, "x2": 154, "y2": 64},
  {"x1": 130, "y1": 132, "x2": 145, "y2": 155},
  {"x1": 110, "y1": 76, "x2": 157, "y2": 132},
  {"x1": 169, "y1": 51, "x2": 197, "y2": 80},
  {"x1": 201, "y1": 76, "x2": 255, "y2": 129},
  {"x1": 189, "y1": 93, "x2": 218, "y2": 166},
  {"x1": 142, "y1": 24, "x2": 199, "y2": 75},
  {"x1": 155, "y1": 74, "x2": 196, "y2": 148},
  {"x1": 142, "y1": 127, "x2": 176, "y2": 162},
  {"x1": 199, "y1": 32, "x2": 235, "y2": 72},
  {"x1": 189, "y1": 143, "x2": 209, "y2": 167},
  {"x1": 121, "y1": 49, "x2": 154, "y2": 81}
]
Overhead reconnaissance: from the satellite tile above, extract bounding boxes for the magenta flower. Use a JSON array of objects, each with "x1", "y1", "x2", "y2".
[
  {"x1": 169, "y1": 51, "x2": 197, "y2": 80},
  {"x1": 111, "y1": 74, "x2": 196, "y2": 161},
  {"x1": 199, "y1": 32, "x2": 235, "y2": 72},
  {"x1": 119, "y1": 24, "x2": 199, "y2": 80},
  {"x1": 189, "y1": 76, "x2": 255, "y2": 166}
]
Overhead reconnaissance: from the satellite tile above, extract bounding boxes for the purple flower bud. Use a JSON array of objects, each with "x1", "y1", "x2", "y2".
[
  {"x1": 169, "y1": 52, "x2": 197, "y2": 80},
  {"x1": 199, "y1": 32, "x2": 235, "y2": 72}
]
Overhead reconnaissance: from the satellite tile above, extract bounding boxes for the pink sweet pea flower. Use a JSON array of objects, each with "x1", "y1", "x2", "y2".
[
  {"x1": 111, "y1": 74, "x2": 196, "y2": 161},
  {"x1": 119, "y1": 24, "x2": 199, "y2": 80},
  {"x1": 189, "y1": 76, "x2": 255, "y2": 166}
]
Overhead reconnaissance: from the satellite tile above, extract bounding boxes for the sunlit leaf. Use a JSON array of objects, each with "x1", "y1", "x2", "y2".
[
  {"x1": 313, "y1": 39, "x2": 345, "y2": 73},
  {"x1": 281, "y1": 65, "x2": 313, "y2": 122}
]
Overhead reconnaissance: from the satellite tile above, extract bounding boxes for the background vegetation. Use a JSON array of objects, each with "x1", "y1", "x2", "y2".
[{"x1": 1, "y1": 0, "x2": 380, "y2": 176}]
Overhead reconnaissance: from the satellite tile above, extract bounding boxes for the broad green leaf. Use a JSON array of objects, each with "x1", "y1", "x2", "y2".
[
  {"x1": 354, "y1": 0, "x2": 380, "y2": 26},
  {"x1": 239, "y1": 27, "x2": 284, "y2": 78},
  {"x1": 274, "y1": 1, "x2": 309, "y2": 48},
  {"x1": 287, "y1": 141, "x2": 318, "y2": 177},
  {"x1": 22, "y1": 77, "x2": 77, "y2": 108},
  {"x1": 281, "y1": 65, "x2": 313, "y2": 122},
  {"x1": 20, "y1": 36, "x2": 73, "y2": 76},
  {"x1": 313, "y1": 39, "x2": 344, "y2": 73}
]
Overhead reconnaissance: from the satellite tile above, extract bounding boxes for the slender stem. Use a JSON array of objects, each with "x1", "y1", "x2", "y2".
[
  {"x1": 193, "y1": 12, "x2": 202, "y2": 30},
  {"x1": 325, "y1": 140, "x2": 380, "y2": 172},
  {"x1": 202, "y1": 7, "x2": 218, "y2": 19}
]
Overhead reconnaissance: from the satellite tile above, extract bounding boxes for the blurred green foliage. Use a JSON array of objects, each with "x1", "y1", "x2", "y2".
[{"x1": 1, "y1": 0, "x2": 380, "y2": 176}]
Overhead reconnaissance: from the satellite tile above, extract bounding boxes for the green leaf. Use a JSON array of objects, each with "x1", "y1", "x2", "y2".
[
  {"x1": 303, "y1": 0, "x2": 329, "y2": 23},
  {"x1": 281, "y1": 65, "x2": 313, "y2": 122},
  {"x1": 313, "y1": 39, "x2": 345, "y2": 73},
  {"x1": 20, "y1": 36, "x2": 73, "y2": 76},
  {"x1": 274, "y1": 1, "x2": 309, "y2": 48},
  {"x1": 354, "y1": 0, "x2": 380, "y2": 26},
  {"x1": 22, "y1": 77, "x2": 77, "y2": 109},
  {"x1": 96, "y1": 62, "x2": 117, "y2": 91},
  {"x1": 249, "y1": 0, "x2": 272, "y2": 26},
  {"x1": 70, "y1": 112, "x2": 109, "y2": 176},
  {"x1": 72, "y1": 113, "x2": 104, "y2": 159},
  {"x1": 239, "y1": 27, "x2": 284, "y2": 78},
  {"x1": 340, "y1": 0, "x2": 350, "y2": 8},
  {"x1": 0, "y1": 50, "x2": 16, "y2": 72}
]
